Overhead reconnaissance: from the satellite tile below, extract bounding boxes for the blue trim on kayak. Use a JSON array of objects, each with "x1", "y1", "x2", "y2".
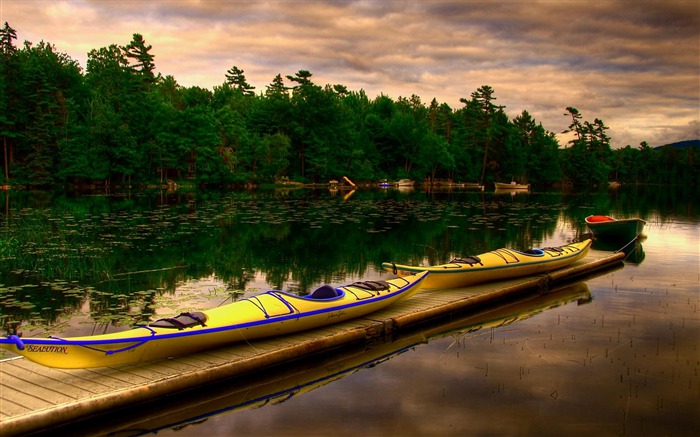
[
  {"x1": 0, "y1": 275, "x2": 425, "y2": 352},
  {"x1": 6, "y1": 335, "x2": 25, "y2": 350}
]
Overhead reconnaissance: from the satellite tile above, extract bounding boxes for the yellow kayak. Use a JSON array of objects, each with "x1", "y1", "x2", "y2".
[
  {"x1": 0, "y1": 271, "x2": 428, "y2": 369},
  {"x1": 382, "y1": 240, "x2": 591, "y2": 289}
]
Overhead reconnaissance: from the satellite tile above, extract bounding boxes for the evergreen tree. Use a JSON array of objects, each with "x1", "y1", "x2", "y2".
[
  {"x1": 563, "y1": 106, "x2": 584, "y2": 145},
  {"x1": 332, "y1": 84, "x2": 348, "y2": 96},
  {"x1": 286, "y1": 69, "x2": 314, "y2": 89},
  {"x1": 285, "y1": 70, "x2": 329, "y2": 180},
  {"x1": 419, "y1": 132, "x2": 454, "y2": 182},
  {"x1": 513, "y1": 110, "x2": 561, "y2": 185},
  {"x1": 13, "y1": 41, "x2": 83, "y2": 185},
  {"x1": 460, "y1": 85, "x2": 505, "y2": 185},
  {"x1": 123, "y1": 33, "x2": 156, "y2": 90},
  {"x1": 253, "y1": 132, "x2": 291, "y2": 181},
  {"x1": 225, "y1": 65, "x2": 255, "y2": 96},
  {"x1": 156, "y1": 75, "x2": 186, "y2": 109},
  {"x1": 0, "y1": 22, "x2": 18, "y2": 184},
  {"x1": 561, "y1": 108, "x2": 612, "y2": 186},
  {"x1": 364, "y1": 95, "x2": 397, "y2": 179},
  {"x1": 84, "y1": 44, "x2": 137, "y2": 183},
  {"x1": 0, "y1": 22, "x2": 17, "y2": 57},
  {"x1": 637, "y1": 141, "x2": 655, "y2": 183},
  {"x1": 391, "y1": 95, "x2": 430, "y2": 179},
  {"x1": 265, "y1": 74, "x2": 288, "y2": 97},
  {"x1": 586, "y1": 118, "x2": 612, "y2": 184}
]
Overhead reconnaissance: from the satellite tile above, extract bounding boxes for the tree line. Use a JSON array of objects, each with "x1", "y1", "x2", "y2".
[{"x1": 1, "y1": 23, "x2": 697, "y2": 188}]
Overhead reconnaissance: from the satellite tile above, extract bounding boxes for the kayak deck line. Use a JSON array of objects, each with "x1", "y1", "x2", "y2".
[{"x1": 0, "y1": 250, "x2": 624, "y2": 437}]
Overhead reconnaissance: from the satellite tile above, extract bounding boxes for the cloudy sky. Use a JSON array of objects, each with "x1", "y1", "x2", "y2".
[{"x1": 2, "y1": 0, "x2": 698, "y2": 148}]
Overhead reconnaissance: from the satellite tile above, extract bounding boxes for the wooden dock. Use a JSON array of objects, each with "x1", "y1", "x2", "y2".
[{"x1": 0, "y1": 250, "x2": 624, "y2": 436}]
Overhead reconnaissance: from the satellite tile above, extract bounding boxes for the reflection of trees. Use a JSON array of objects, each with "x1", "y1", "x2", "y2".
[
  {"x1": 87, "y1": 286, "x2": 160, "y2": 329},
  {"x1": 1, "y1": 186, "x2": 696, "y2": 330},
  {"x1": 557, "y1": 184, "x2": 699, "y2": 236},
  {"x1": 0, "y1": 274, "x2": 86, "y2": 335}
]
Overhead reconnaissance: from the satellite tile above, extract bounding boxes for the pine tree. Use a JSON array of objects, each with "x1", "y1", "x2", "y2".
[
  {"x1": 225, "y1": 65, "x2": 255, "y2": 95},
  {"x1": 462, "y1": 85, "x2": 504, "y2": 185},
  {"x1": 265, "y1": 74, "x2": 287, "y2": 97},
  {"x1": 123, "y1": 33, "x2": 156, "y2": 90},
  {"x1": 0, "y1": 22, "x2": 17, "y2": 58},
  {"x1": 286, "y1": 70, "x2": 314, "y2": 89},
  {"x1": 0, "y1": 22, "x2": 18, "y2": 184},
  {"x1": 563, "y1": 107, "x2": 584, "y2": 145}
]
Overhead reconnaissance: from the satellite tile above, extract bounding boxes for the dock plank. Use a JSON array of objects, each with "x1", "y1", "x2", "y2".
[
  {"x1": 86, "y1": 366, "x2": 153, "y2": 386},
  {"x1": 0, "y1": 381, "x2": 57, "y2": 411},
  {"x1": 1, "y1": 378, "x2": 77, "y2": 406},
  {"x1": 9, "y1": 360, "x2": 117, "y2": 392},
  {"x1": 141, "y1": 357, "x2": 200, "y2": 373},
  {"x1": 0, "y1": 390, "x2": 33, "y2": 417},
  {"x1": 116, "y1": 365, "x2": 175, "y2": 381},
  {"x1": 2, "y1": 364, "x2": 95, "y2": 400},
  {"x1": 176, "y1": 349, "x2": 241, "y2": 366}
]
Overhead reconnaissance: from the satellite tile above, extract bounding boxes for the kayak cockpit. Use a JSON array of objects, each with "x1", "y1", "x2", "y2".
[
  {"x1": 519, "y1": 248, "x2": 545, "y2": 256},
  {"x1": 149, "y1": 312, "x2": 208, "y2": 330},
  {"x1": 307, "y1": 285, "x2": 342, "y2": 300}
]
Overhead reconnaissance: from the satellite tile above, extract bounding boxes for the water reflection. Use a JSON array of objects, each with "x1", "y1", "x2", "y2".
[
  {"x1": 0, "y1": 186, "x2": 696, "y2": 337},
  {"x1": 53, "y1": 282, "x2": 591, "y2": 437}
]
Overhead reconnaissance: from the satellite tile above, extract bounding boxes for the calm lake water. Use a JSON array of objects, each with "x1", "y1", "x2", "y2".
[{"x1": 1, "y1": 186, "x2": 698, "y2": 436}]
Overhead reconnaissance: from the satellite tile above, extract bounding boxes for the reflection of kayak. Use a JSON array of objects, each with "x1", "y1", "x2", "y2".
[
  {"x1": 102, "y1": 282, "x2": 591, "y2": 437},
  {"x1": 382, "y1": 240, "x2": 591, "y2": 289},
  {"x1": 585, "y1": 215, "x2": 646, "y2": 241},
  {"x1": 0, "y1": 272, "x2": 428, "y2": 369}
]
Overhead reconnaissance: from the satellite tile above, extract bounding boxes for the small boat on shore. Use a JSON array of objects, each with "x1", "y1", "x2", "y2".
[
  {"x1": 461, "y1": 182, "x2": 484, "y2": 190},
  {"x1": 382, "y1": 240, "x2": 591, "y2": 289},
  {"x1": 495, "y1": 181, "x2": 530, "y2": 190},
  {"x1": 0, "y1": 272, "x2": 429, "y2": 368},
  {"x1": 378, "y1": 179, "x2": 414, "y2": 188},
  {"x1": 585, "y1": 215, "x2": 646, "y2": 241}
]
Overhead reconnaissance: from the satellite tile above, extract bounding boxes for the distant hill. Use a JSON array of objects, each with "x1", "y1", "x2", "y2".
[{"x1": 654, "y1": 139, "x2": 700, "y2": 150}]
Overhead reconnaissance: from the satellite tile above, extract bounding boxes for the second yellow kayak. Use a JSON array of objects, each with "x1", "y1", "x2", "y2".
[{"x1": 382, "y1": 240, "x2": 591, "y2": 289}]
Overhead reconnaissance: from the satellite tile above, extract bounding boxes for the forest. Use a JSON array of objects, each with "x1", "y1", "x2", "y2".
[{"x1": 1, "y1": 24, "x2": 698, "y2": 189}]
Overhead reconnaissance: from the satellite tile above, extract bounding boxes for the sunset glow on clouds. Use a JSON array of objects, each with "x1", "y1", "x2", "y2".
[{"x1": 2, "y1": 0, "x2": 698, "y2": 148}]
